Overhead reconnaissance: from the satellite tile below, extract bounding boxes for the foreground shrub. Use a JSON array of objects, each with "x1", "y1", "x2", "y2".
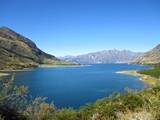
[
  {"x1": 24, "y1": 97, "x2": 55, "y2": 120},
  {"x1": 49, "y1": 108, "x2": 79, "y2": 120},
  {"x1": 0, "y1": 74, "x2": 55, "y2": 120},
  {"x1": 121, "y1": 93, "x2": 144, "y2": 111}
]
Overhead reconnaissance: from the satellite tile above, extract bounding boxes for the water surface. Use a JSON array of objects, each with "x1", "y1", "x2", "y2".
[{"x1": 11, "y1": 64, "x2": 149, "y2": 108}]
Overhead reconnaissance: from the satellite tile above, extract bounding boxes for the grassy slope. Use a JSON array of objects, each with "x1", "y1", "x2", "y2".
[{"x1": 138, "y1": 64, "x2": 160, "y2": 79}]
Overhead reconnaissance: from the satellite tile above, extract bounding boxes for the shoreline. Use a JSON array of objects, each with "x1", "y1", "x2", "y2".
[
  {"x1": 0, "y1": 68, "x2": 32, "y2": 72},
  {"x1": 0, "y1": 73, "x2": 10, "y2": 77},
  {"x1": 0, "y1": 64, "x2": 86, "y2": 75},
  {"x1": 116, "y1": 70, "x2": 158, "y2": 86},
  {"x1": 39, "y1": 64, "x2": 83, "y2": 68}
]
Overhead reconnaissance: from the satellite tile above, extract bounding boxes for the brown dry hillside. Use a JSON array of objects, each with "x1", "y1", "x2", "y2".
[
  {"x1": 134, "y1": 44, "x2": 160, "y2": 64},
  {"x1": 0, "y1": 27, "x2": 70, "y2": 70}
]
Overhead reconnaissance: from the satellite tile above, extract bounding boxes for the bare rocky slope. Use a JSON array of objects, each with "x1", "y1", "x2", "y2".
[
  {"x1": 0, "y1": 26, "x2": 71, "y2": 70},
  {"x1": 134, "y1": 44, "x2": 160, "y2": 64},
  {"x1": 60, "y1": 50, "x2": 143, "y2": 64}
]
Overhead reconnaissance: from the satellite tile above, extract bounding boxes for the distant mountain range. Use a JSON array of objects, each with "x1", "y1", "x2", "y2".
[
  {"x1": 60, "y1": 50, "x2": 143, "y2": 64},
  {"x1": 134, "y1": 44, "x2": 160, "y2": 64},
  {"x1": 0, "y1": 27, "x2": 72, "y2": 70}
]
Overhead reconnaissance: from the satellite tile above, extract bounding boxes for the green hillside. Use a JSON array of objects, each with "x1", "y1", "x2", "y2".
[{"x1": 138, "y1": 63, "x2": 160, "y2": 79}]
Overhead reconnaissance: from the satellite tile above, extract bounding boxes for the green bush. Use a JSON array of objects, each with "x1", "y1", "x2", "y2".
[
  {"x1": 0, "y1": 116, "x2": 4, "y2": 120},
  {"x1": 121, "y1": 93, "x2": 144, "y2": 111},
  {"x1": 138, "y1": 63, "x2": 160, "y2": 78},
  {"x1": 50, "y1": 108, "x2": 79, "y2": 120}
]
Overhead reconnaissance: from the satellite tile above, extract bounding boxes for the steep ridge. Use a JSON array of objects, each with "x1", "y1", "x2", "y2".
[
  {"x1": 0, "y1": 27, "x2": 68, "y2": 70},
  {"x1": 134, "y1": 44, "x2": 160, "y2": 64}
]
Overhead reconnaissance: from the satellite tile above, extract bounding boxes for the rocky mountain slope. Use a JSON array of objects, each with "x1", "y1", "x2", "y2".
[
  {"x1": 0, "y1": 27, "x2": 70, "y2": 70},
  {"x1": 134, "y1": 44, "x2": 160, "y2": 64},
  {"x1": 60, "y1": 50, "x2": 143, "y2": 64}
]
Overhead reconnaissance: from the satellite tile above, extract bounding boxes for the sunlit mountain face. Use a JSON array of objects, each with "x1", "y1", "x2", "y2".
[{"x1": 60, "y1": 50, "x2": 143, "y2": 64}]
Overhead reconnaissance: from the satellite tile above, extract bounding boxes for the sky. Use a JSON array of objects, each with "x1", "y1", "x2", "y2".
[{"x1": 0, "y1": 0, "x2": 160, "y2": 56}]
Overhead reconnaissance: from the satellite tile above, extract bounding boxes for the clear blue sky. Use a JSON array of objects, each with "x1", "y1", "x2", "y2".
[{"x1": 0, "y1": 0, "x2": 160, "y2": 56}]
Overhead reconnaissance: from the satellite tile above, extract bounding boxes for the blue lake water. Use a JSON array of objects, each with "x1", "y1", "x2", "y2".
[{"x1": 11, "y1": 64, "x2": 150, "y2": 108}]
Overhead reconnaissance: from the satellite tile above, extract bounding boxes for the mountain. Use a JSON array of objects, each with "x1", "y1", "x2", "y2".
[
  {"x1": 134, "y1": 44, "x2": 160, "y2": 64},
  {"x1": 60, "y1": 50, "x2": 143, "y2": 64},
  {"x1": 0, "y1": 26, "x2": 71, "y2": 70}
]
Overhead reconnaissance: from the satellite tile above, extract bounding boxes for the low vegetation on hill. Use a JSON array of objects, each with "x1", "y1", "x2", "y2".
[
  {"x1": 0, "y1": 67, "x2": 160, "y2": 120},
  {"x1": 138, "y1": 63, "x2": 160, "y2": 79}
]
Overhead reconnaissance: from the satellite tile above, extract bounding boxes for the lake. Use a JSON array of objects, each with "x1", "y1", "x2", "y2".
[{"x1": 10, "y1": 64, "x2": 150, "y2": 108}]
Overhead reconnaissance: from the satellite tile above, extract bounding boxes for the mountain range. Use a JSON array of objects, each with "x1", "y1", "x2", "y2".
[
  {"x1": 0, "y1": 27, "x2": 72, "y2": 70},
  {"x1": 60, "y1": 50, "x2": 143, "y2": 64},
  {"x1": 0, "y1": 26, "x2": 159, "y2": 70}
]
